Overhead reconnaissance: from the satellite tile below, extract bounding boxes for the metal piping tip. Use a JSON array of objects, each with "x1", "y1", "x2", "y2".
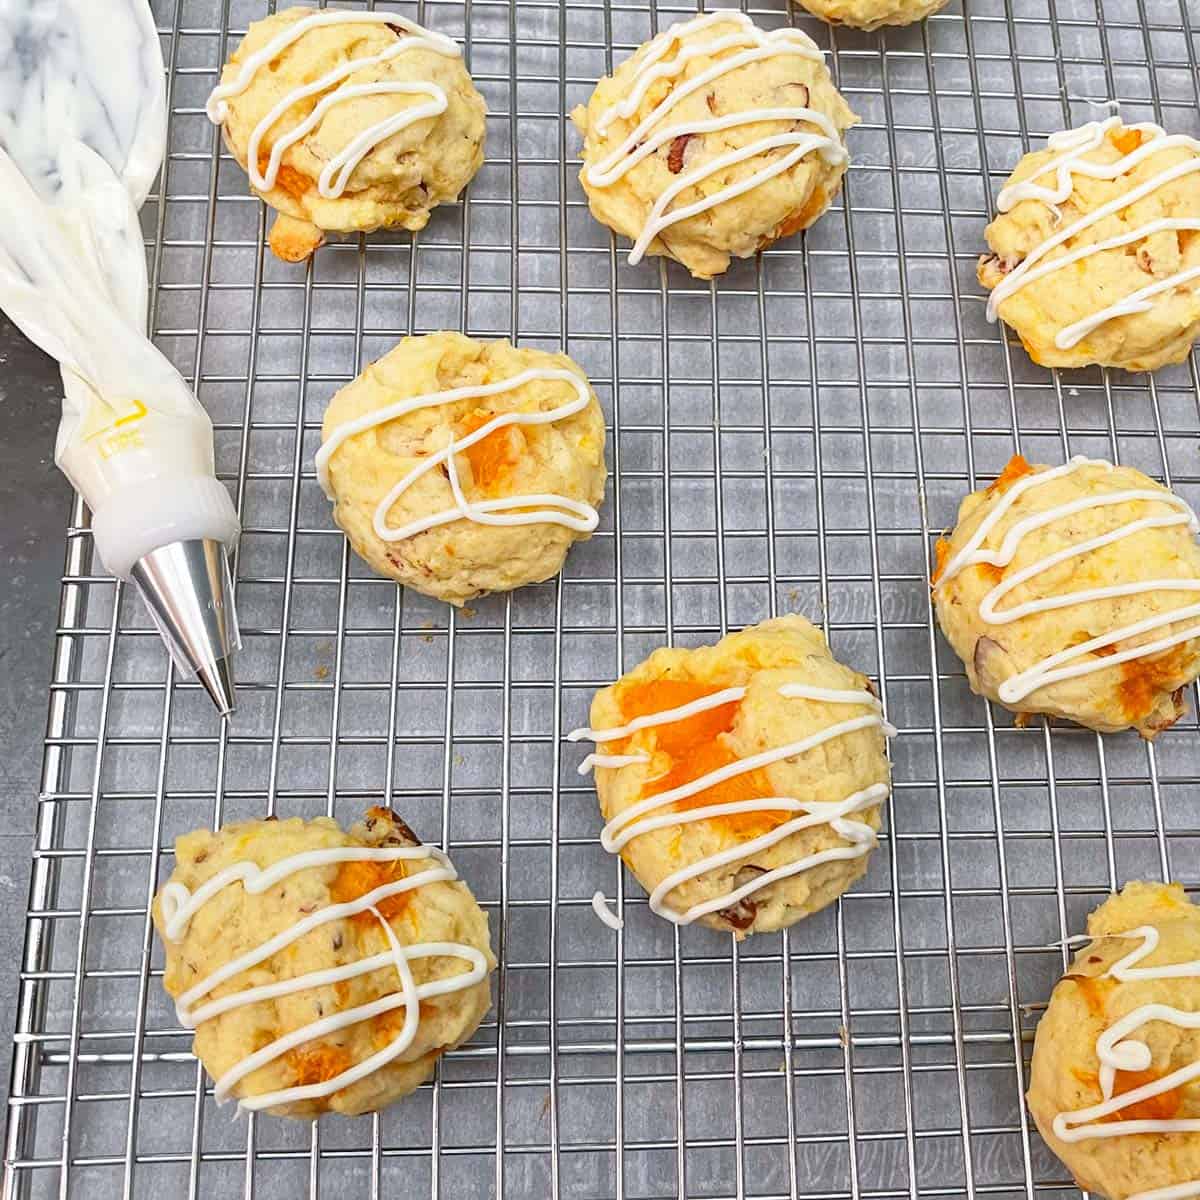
[
  {"x1": 130, "y1": 538, "x2": 240, "y2": 717},
  {"x1": 195, "y1": 651, "x2": 236, "y2": 719}
]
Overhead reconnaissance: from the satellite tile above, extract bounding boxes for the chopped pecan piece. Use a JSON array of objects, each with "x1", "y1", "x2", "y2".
[
  {"x1": 1141, "y1": 686, "x2": 1185, "y2": 739},
  {"x1": 384, "y1": 821, "x2": 421, "y2": 847},
  {"x1": 667, "y1": 133, "x2": 695, "y2": 174},
  {"x1": 364, "y1": 806, "x2": 421, "y2": 846},
  {"x1": 979, "y1": 252, "x2": 1019, "y2": 276},
  {"x1": 716, "y1": 866, "x2": 767, "y2": 932},
  {"x1": 973, "y1": 635, "x2": 1008, "y2": 687}
]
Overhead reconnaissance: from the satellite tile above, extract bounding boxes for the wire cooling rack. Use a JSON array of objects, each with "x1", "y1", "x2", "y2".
[{"x1": 6, "y1": 0, "x2": 1200, "y2": 1196}]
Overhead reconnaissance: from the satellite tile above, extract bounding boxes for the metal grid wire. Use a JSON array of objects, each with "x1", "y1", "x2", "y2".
[{"x1": 5, "y1": 0, "x2": 1200, "y2": 1195}]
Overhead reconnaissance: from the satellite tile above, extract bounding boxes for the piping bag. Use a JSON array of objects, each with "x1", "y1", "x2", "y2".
[{"x1": 0, "y1": 0, "x2": 241, "y2": 715}]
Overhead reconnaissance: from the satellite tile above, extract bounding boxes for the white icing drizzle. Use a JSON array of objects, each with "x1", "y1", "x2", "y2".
[
  {"x1": 205, "y1": 10, "x2": 461, "y2": 201},
  {"x1": 576, "y1": 752, "x2": 650, "y2": 777},
  {"x1": 1130, "y1": 1187, "x2": 1200, "y2": 1200},
  {"x1": 569, "y1": 682, "x2": 893, "y2": 927},
  {"x1": 591, "y1": 892, "x2": 624, "y2": 930},
  {"x1": 315, "y1": 366, "x2": 600, "y2": 542},
  {"x1": 568, "y1": 685, "x2": 747, "y2": 748},
  {"x1": 1107, "y1": 924, "x2": 1200, "y2": 981},
  {"x1": 987, "y1": 115, "x2": 1200, "y2": 349},
  {"x1": 778, "y1": 682, "x2": 898, "y2": 736},
  {"x1": 1051, "y1": 923, "x2": 1200, "y2": 1200},
  {"x1": 934, "y1": 456, "x2": 1200, "y2": 705},
  {"x1": 161, "y1": 840, "x2": 487, "y2": 1112},
  {"x1": 582, "y1": 10, "x2": 847, "y2": 266}
]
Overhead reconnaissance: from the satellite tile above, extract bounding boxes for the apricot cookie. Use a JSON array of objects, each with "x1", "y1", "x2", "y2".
[
  {"x1": 933, "y1": 455, "x2": 1200, "y2": 736},
  {"x1": 153, "y1": 809, "x2": 495, "y2": 1118},
  {"x1": 572, "y1": 11, "x2": 857, "y2": 279},
  {"x1": 207, "y1": 7, "x2": 486, "y2": 261},
  {"x1": 316, "y1": 332, "x2": 607, "y2": 606},
  {"x1": 792, "y1": 0, "x2": 949, "y2": 32},
  {"x1": 1028, "y1": 882, "x2": 1200, "y2": 1200},
  {"x1": 979, "y1": 116, "x2": 1200, "y2": 372},
  {"x1": 572, "y1": 615, "x2": 894, "y2": 937}
]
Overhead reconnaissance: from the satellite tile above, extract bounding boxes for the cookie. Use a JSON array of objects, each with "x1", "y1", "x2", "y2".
[
  {"x1": 979, "y1": 116, "x2": 1200, "y2": 372},
  {"x1": 571, "y1": 615, "x2": 894, "y2": 938},
  {"x1": 207, "y1": 7, "x2": 486, "y2": 261},
  {"x1": 933, "y1": 455, "x2": 1200, "y2": 737},
  {"x1": 152, "y1": 808, "x2": 496, "y2": 1119},
  {"x1": 316, "y1": 332, "x2": 607, "y2": 606},
  {"x1": 792, "y1": 0, "x2": 948, "y2": 32},
  {"x1": 1028, "y1": 882, "x2": 1200, "y2": 1200},
  {"x1": 571, "y1": 11, "x2": 858, "y2": 279}
]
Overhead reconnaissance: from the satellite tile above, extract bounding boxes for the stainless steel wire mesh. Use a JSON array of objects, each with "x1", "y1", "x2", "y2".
[{"x1": 5, "y1": 0, "x2": 1200, "y2": 1196}]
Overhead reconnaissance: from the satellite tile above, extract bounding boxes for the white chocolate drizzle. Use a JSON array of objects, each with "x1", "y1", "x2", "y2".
[
  {"x1": 934, "y1": 456, "x2": 1200, "y2": 705},
  {"x1": 568, "y1": 685, "x2": 748, "y2": 746},
  {"x1": 160, "y1": 840, "x2": 488, "y2": 1112},
  {"x1": 315, "y1": 366, "x2": 600, "y2": 542},
  {"x1": 582, "y1": 10, "x2": 847, "y2": 266},
  {"x1": 986, "y1": 115, "x2": 1200, "y2": 350},
  {"x1": 205, "y1": 10, "x2": 461, "y2": 200},
  {"x1": 591, "y1": 892, "x2": 624, "y2": 930},
  {"x1": 1106, "y1": 923, "x2": 1200, "y2": 981},
  {"x1": 576, "y1": 752, "x2": 650, "y2": 777},
  {"x1": 1051, "y1": 923, "x2": 1200, "y2": 1200},
  {"x1": 1128, "y1": 1187, "x2": 1200, "y2": 1200},
  {"x1": 570, "y1": 681, "x2": 893, "y2": 927}
]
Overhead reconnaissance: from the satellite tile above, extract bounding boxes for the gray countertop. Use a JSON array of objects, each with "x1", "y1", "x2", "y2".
[{"x1": 0, "y1": 315, "x2": 73, "y2": 1103}]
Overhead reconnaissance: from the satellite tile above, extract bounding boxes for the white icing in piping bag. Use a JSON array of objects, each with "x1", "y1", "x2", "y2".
[{"x1": 0, "y1": 0, "x2": 241, "y2": 715}]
